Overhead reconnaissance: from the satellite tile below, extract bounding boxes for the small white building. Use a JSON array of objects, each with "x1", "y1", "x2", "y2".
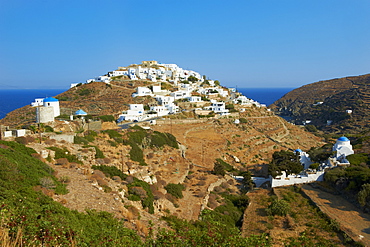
[
  {"x1": 108, "y1": 70, "x2": 128, "y2": 77},
  {"x1": 187, "y1": 96, "x2": 202, "y2": 102},
  {"x1": 31, "y1": 98, "x2": 44, "y2": 107},
  {"x1": 132, "y1": 87, "x2": 153, "y2": 97},
  {"x1": 118, "y1": 104, "x2": 145, "y2": 121},
  {"x1": 43, "y1": 97, "x2": 60, "y2": 117},
  {"x1": 295, "y1": 149, "x2": 313, "y2": 170},
  {"x1": 34, "y1": 97, "x2": 60, "y2": 123},
  {"x1": 170, "y1": 90, "x2": 191, "y2": 100},
  {"x1": 206, "y1": 100, "x2": 229, "y2": 115},
  {"x1": 333, "y1": 136, "x2": 354, "y2": 159},
  {"x1": 155, "y1": 96, "x2": 175, "y2": 106}
]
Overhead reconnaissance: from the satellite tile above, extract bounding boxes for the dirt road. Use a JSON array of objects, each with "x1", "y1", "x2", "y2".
[{"x1": 302, "y1": 184, "x2": 370, "y2": 246}]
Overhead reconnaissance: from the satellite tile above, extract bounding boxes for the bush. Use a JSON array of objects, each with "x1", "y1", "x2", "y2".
[
  {"x1": 74, "y1": 136, "x2": 89, "y2": 145},
  {"x1": 165, "y1": 183, "x2": 186, "y2": 199},
  {"x1": 47, "y1": 146, "x2": 83, "y2": 164},
  {"x1": 127, "y1": 178, "x2": 154, "y2": 214},
  {"x1": 309, "y1": 163, "x2": 320, "y2": 170},
  {"x1": 266, "y1": 199, "x2": 290, "y2": 216},
  {"x1": 83, "y1": 145, "x2": 105, "y2": 159},
  {"x1": 99, "y1": 115, "x2": 115, "y2": 122},
  {"x1": 213, "y1": 162, "x2": 226, "y2": 176},
  {"x1": 239, "y1": 118, "x2": 248, "y2": 124}
]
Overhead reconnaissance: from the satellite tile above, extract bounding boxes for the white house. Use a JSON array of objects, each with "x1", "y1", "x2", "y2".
[
  {"x1": 155, "y1": 96, "x2": 175, "y2": 106},
  {"x1": 118, "y1": 104, "x2": 145, "y2": 121},
  {"x1": 31, "y1": 98, "x2": 44, "y2": 107},
  {"x1": 187, "y1": 96, "x2": 202, "y2": 102},
  {"x1": 170, "y1": 90, "x2": 191, "y2": 100},
  {"x1": 132, "y1": 87, "x2": 153, "y2": 97},
  {"x1": 128, "y1": 68, "x2": 138, "y2": 80},
  {"x1": 150, "y1": 105, "x2": 170, "y2": 117},
  {"x1": 95, "y1": 76, "x2": 111, "y2": 83},
  {"x1": 108, "y1": 70, "x2": 128, "y2": 77},
  {"x1": 206, "y1": 100, "x2": 229, "y2": 115}
]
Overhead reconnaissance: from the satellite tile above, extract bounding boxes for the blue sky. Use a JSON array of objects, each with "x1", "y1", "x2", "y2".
[{"x1": 0, "y1": 0, "x2": 369, "y2": 89}]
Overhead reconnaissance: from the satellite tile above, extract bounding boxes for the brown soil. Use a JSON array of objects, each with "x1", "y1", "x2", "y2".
[{"x1": 302, "y1": 184, "x2": 370, "y2": 246}]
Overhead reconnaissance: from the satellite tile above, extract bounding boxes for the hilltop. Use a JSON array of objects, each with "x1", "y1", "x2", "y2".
[{"x1": 270, "y1": 73, "x2": 370, "y2": 134}]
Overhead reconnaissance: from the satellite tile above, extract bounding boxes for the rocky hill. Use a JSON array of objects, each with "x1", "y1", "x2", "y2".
[
  {"x1": 0, "y1": 76, "x2": 333, "y2": 245},
  {"x1": 270, "y1": 73, "x2": 370, "y2": 134}
]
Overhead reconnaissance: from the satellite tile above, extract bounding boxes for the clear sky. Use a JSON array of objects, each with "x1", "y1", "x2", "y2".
[{"x1": 1, "y1": 0, "x2": 369, "y2": 89}]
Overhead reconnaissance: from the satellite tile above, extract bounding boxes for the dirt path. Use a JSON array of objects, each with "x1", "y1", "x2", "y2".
[
  {"x1": 302, "y1": 184, "x2": 370, "y2": 246},
  {"x1": 242, "y1": 189, "x2": 271, "y2": 236}
]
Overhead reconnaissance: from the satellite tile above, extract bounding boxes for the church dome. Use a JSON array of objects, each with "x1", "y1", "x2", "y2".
[
  {"x1": 337, "y1": 136, "x2": 350, "y2": 142},
  {"x1": 43, "y1": 97, "x2": 59, "y2": 102}
]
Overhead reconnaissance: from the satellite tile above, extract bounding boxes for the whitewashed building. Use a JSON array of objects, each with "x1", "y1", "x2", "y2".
[
  {"x1": 118, "y1": 104, "x2": 145, "y2": 121},
  {"x1": 295, "y1": 149, "x2": 313, "y2": 170},
  {"x1": 206, "y1": 100, "x2": 229, "y2": 115},
  {"x1": 132, "y1": 87, "x2": 153, "y2": 97},
  {"x1": 333, "y1": 136, "x2": 354, "y2": 159}
]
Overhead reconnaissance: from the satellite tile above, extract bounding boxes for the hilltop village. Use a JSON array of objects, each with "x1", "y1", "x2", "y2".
[{"x1": 1, "y1": 61, "x2": 354, "y2": 188}]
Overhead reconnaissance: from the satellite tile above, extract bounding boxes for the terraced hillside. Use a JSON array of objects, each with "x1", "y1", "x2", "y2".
[{"x1": 270, "y1": 73, "x2": 370, "y2": 133}]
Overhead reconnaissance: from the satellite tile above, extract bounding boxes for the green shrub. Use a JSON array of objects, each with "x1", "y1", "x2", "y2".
[
  {"x1": 83, "y1": 145, "x2": 105, "y2": 159},
  {"x1": 46, "y1": 146, "x2": 83, "y2": 164},
  {"x1": 347, "y1": 153, "x2": 370, "y2": 166},
  {"x1": 127, "y1": 178, "x2": 154, "y2": 214},
  {"x1": 150, "y1": 131, "x2": 178, "y2": 149},
  {"x1": 309, "y1": 163, "x2": 320, "y2": 170},
  {"x1": 99, "y1": 115, "x2": 115, "y2": 122},
  {"x1": 44, "y1": 125, "x2": 54, "y2": 132},
  {"x1": 0, "y1": 142, "x2": 144, "y2": 246},
  {"x1": 74, "y1": 136, "x2": 89, "y2": 145},
  {"x1": 266, "y1": 199, "x2": 290, "y2": 216},
  {"x1": 239, "y1": 118, "x2": 248, "y2": 123},
  {"x1": 165, "y1": 183, "x2": 185, "y2": 199},
  {"x1": 214, "y1": 158, "x2": 234, "y2": 172},
  {"x1": 129, "y1": 142, "x2": 147, "y2": 166}
]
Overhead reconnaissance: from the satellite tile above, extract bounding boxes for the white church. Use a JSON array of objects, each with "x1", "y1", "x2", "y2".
[
  {"x1": 270, "y1": 136, "x2": 354, "y2": 188},
  {"x1": 31, "y1": 97, "x2": 60, "y2": 123}
]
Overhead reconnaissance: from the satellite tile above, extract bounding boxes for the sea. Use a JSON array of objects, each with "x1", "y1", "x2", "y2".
[
  {"x1": 0, "y1": 89, "x2": 66, "y2": 120},
  {"x1": 0, "y1": 88, "x2": 293, "y2": 120}
]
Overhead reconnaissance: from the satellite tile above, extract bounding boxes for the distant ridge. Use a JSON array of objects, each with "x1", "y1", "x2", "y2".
[{"x1": 270, "y1": 73, "x2": 370, "y2": 133}]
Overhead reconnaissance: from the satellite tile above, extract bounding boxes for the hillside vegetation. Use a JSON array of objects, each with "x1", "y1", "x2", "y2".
[{"x1": 270, "y1": 73, "x2": 370, "y2": 134}]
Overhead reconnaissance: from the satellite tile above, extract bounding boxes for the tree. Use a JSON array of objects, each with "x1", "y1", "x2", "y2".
[
  {"x1": 188, "y1": 75, "x2": 198, "y2": 83},
  {"x1": 358, "y1": 183, "x2": 370, "y2": 207},
  {"x1": 268, "y1": 150, "x2": 303, "y2": 177},
  {"x1": 213, "y1": 162, "x2": 226, "y2": 176},
  {"x1": 305, "y1": 124, "x2": 318, "y2": 132},
  {"x1": 307, "y1": 144, "x2": 333, "y2": 163},
  {"x1": 240, "y1": 171, "x2": 253, "y2": 190}
]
